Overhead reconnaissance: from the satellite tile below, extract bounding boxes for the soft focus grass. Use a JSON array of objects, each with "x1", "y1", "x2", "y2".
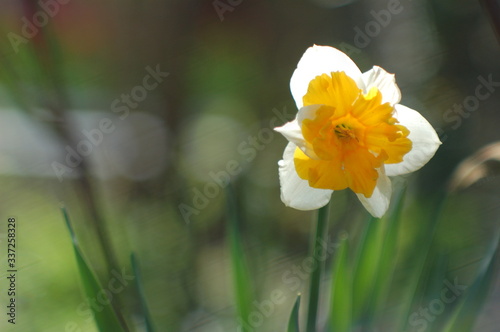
[{"x1": 0, "y1": 0, "x2": 499, "y2": 331}]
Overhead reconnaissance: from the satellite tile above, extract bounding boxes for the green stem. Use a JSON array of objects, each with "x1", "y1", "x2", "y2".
[{"x1": 306, "y1": 203, "x2": 330, "y2": 332}]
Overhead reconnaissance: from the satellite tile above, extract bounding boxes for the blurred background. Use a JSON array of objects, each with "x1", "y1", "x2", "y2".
[{"x1": 0, "y1": 0, "x2": 499, "y2": 331}]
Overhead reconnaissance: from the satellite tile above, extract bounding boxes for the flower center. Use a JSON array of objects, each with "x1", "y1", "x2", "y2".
[
  {"x1": 293, "y1": 71, "x2": 412, "y2": 197},
  {"x1": 334, "y1": 124, "x2": 356, "y2": 141}
]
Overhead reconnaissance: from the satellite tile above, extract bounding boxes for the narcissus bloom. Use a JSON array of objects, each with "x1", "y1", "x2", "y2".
[{"x1": 275, "y1": 45, "x2": 441, "y2": 217}]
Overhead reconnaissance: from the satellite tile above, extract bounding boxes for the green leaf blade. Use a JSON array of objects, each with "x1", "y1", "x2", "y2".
[
  {"x1": 287, "y1": 294, "x2": 301, "y2": 332},
  {"x1": 306, "y1": 204, "x2": 330, "y2": 332},
  {"x1": 226, "y1": 185, "x2": 253, "y2": 331},
  {"x1": 62, "y1": 207, "x2": 126, "y2": 332},
  {"x1": 131, "y1": 253, "x2": 155, "y2": 332},
  {"x1": 329, "y1": 234, "x2": 351, "y2": 332}
]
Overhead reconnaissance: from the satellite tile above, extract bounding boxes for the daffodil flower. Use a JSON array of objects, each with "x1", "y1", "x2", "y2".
[{"x1": 275, "y1": 45, "x2": 441, "y2": 217}]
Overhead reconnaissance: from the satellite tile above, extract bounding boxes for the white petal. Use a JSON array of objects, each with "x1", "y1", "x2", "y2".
[
  {"x1": 290, "y1": 45, "x2": 363, "y2": 109},
  {"x1": 296, "y1": 104, "x2": 323, "y2": 125},
  {"x1": 278, "y1": 142, "x2": 333, "y2": 210},
  {"x1": 274, "y1": 119, "x2": 304, "y2": 147},
  {"x1": 356, "y1": 168, "x2": 392, "y2": 218},
  {"x1": 385, "y1": 104, "x2": 442, "y2": 176},
  {"x1": 275, "y1": 105, "x2": 323, "y2": 159},
  {"x1": 361, "y1": 66, "x2": 401, "y2": 105}
]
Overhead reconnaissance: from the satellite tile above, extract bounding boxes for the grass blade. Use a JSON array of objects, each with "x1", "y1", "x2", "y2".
[
  {"x1": 131, "y1": 253, "x2": 155, "y2": 332},
  {"x1": 397, "y1": 191, "x2": 449, "y2": 332},
  {"x1": 287, "y1": 294, "x2": 301, "y2": 332},
  {"x1": 306, "y1": 203, "x2": 330, "y2": 332},
  {"x1": 364, "y1": 189, "x2": 406, "y2": 328},
  {"x1": 351, "y1": 215, "x2": 383, "y2": 322},
  {"x1": 441, "y1": 232, "x2": 500, "y2": 332},
  {"x1": 329, "y1": 233, "x2": 351, "y2": 332},
  {"x1": 62, "y1": 207, "x2": 127, "y2": 332},
  {"x1": 226, "y1": 185, "x2": 253, "y2": 331}
]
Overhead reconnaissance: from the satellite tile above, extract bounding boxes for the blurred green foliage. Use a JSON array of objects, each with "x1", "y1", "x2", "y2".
[{"x1": 0, "y1": 0, "x2": 499, "y2": 331}]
